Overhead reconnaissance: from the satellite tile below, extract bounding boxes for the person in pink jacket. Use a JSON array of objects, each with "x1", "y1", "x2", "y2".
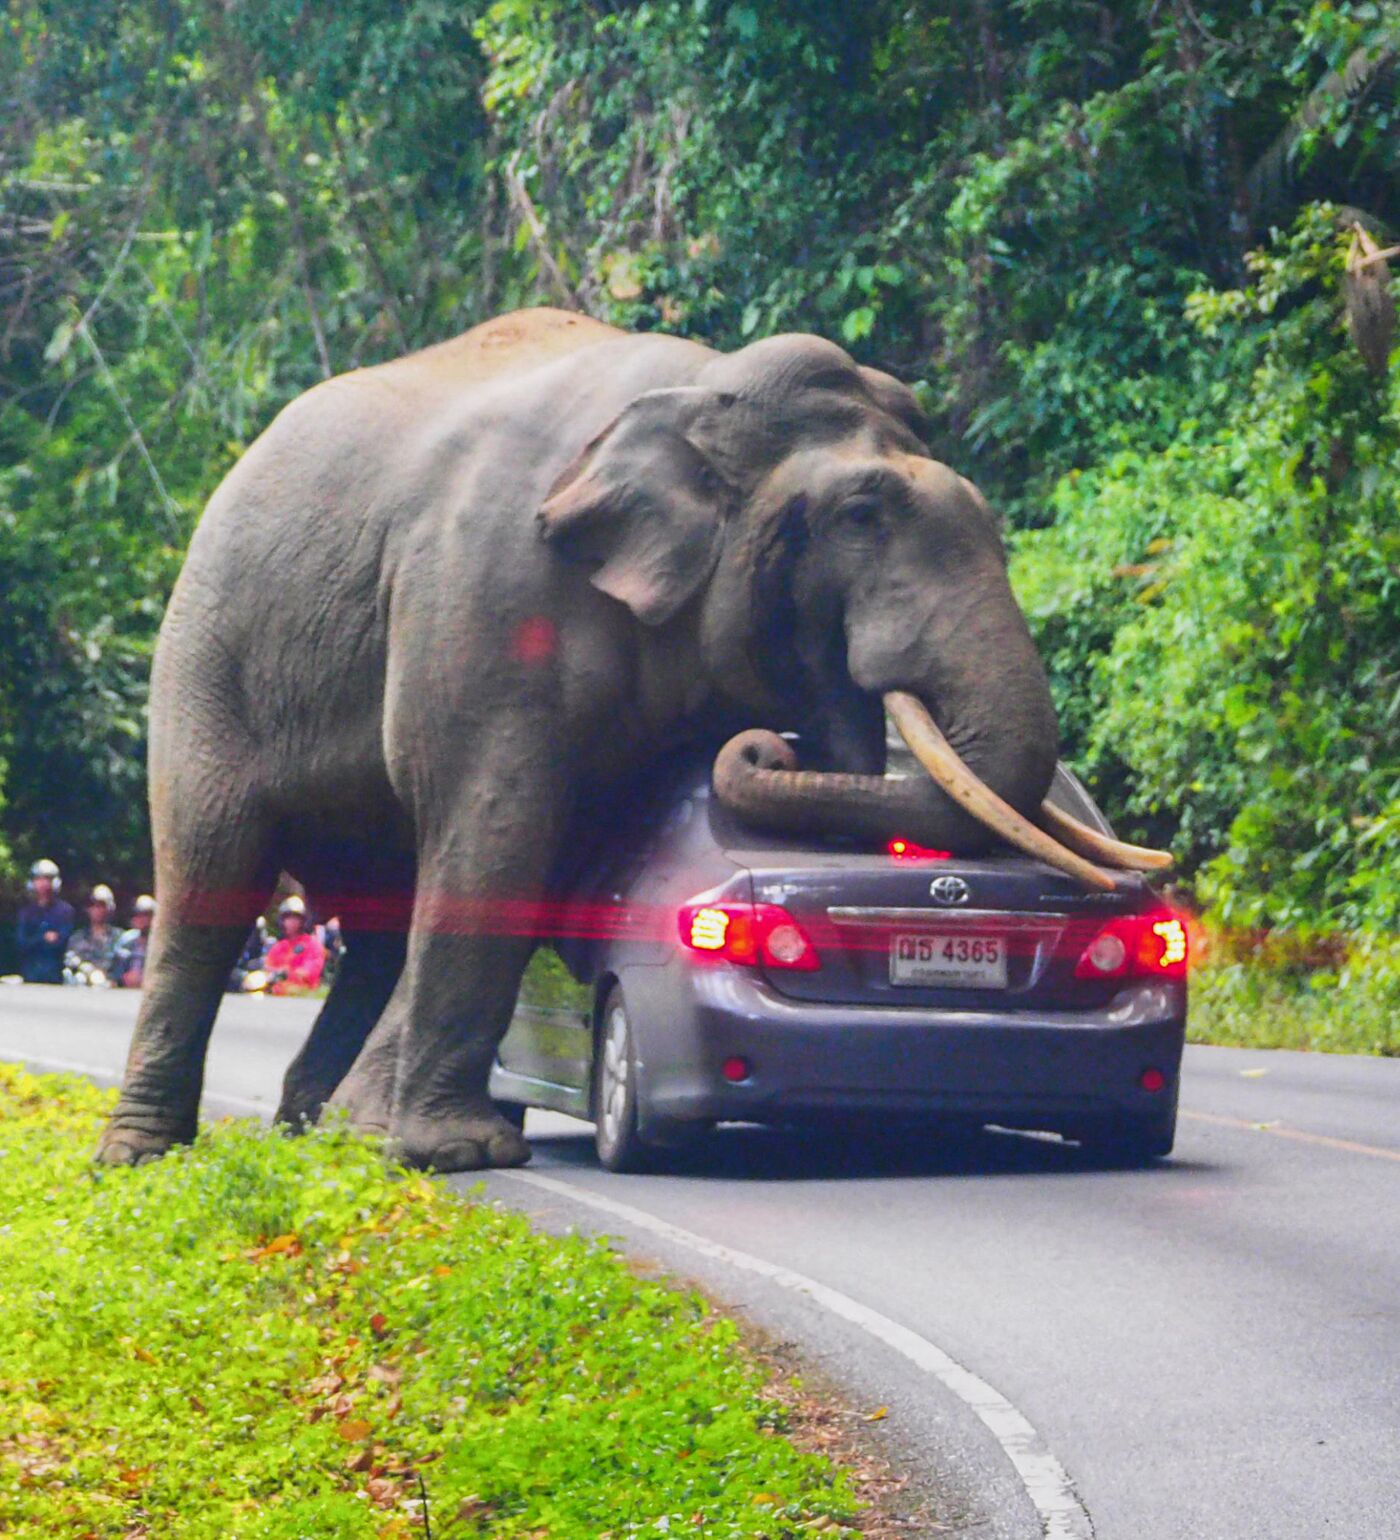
[{"x1": 263, "y1": 895, "x2": 325, "y2": 995}]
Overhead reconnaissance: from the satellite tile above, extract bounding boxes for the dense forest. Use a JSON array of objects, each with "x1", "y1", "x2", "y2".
[{"x1": 2, "y1": 2, "x2": 1397, "y2": 957}]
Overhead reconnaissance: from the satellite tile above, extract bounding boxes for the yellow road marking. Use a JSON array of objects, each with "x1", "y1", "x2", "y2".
[{"x1": 1182, "y1": 1108, "x2": 1400, "y2": 1164}]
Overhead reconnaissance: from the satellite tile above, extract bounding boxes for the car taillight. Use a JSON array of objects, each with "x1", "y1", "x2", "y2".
[
  {"x1": 1074, "y1": 911, "x2": 1189, "y2": 980},
  {"x1": 678, "y1": 902, "x2": 821, "y2": 971}
]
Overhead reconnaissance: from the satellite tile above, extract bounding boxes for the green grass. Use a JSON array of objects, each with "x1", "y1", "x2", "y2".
[
  {"x1": 0, "y1": 1065, "x2": 858, "y2": 1539},
  {"x1": 1189, "y1": 930, "x2": 1400, "y2": 1057}
]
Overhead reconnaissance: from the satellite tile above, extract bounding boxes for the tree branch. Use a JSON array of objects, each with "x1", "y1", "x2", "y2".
[
  {"x1": 74, "y1": 316, "x2": 182, "y2": 532},
  {"x1": 503, "y1": 149, "x2": 581, "y2": 310}
]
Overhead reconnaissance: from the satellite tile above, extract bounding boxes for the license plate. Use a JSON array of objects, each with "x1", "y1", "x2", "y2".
[{"x1": 889, "y1": 932, "x2": 1006, "y2": 989}]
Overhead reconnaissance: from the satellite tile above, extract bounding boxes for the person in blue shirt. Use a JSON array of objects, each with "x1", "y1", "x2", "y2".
[{"x1": 15, "y1": 859, "x2": 77, "y2": 984}]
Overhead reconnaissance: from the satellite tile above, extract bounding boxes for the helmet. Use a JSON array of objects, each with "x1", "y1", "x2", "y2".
[
  {"x1": 89, "y1": 884, "x2": 116, "y2": 909},
  {"x1": 133, "y1": 894, "x2": 157, "y2": 915},
  {"x1": 278, "y1": 895, "x2": 307, "y2": 918},
  {"x1": 27, "y1": 858, "x2": 61, "y2": 894}
]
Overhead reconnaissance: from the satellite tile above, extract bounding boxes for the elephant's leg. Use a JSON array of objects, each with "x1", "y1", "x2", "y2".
[
  {"x1": 327, "y1": 928, "x2": 537, "y2": 1171},
  {"x1": 276, "y1": 928, "x2": 408, "y2": 1128},
  {"x1": 385, "y1": 916, "x2": 538, "y2": 1171},
  {"x1": 97, "y1": 800, "x2": 270, "y2": 1165},
  {"x1": 331, "y1": 771, "x2": 563, "y2": 1171}
]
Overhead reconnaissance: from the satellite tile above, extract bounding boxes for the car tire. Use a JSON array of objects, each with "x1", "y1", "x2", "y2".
[{"x1": 593, "y1": 985, "x2": 655, "y2": 1172}]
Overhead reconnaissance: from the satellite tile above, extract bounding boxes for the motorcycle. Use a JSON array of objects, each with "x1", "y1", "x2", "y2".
[{"x1": 63, "y1": 952, "x2": 113, "y2": 988}]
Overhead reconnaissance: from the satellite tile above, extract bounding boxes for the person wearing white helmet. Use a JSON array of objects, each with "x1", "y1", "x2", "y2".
[
  {"x1": 263, "y1": 894, "x2": 326, "y2": 996},
  {"x1": 112, "y1": 894, "x2": 157, "y2": 989},
  {"x1": 68, "y1": 883, "x2": 121, "y2": 983},
  {"x1": 16, "y1": 859, "x2": 77, "y2": 984}
]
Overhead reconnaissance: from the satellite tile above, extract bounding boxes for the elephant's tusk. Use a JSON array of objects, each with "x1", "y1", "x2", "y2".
[
  {"x1": 884, "y1": 691, "x2": 1117, "y2": 893},
  {"x1": 1037, "y1": 799, "x2": 1174, "y2": 872}
]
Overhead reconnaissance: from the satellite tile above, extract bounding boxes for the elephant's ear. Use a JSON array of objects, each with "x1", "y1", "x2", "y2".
[{"x1": 537, "y1": 387, "x2": 738, "y2": 626}]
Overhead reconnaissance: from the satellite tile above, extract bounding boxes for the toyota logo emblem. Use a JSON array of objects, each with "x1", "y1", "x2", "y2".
[{"x1": 929, "y1": 875, "x2": 970, "y2": 906}]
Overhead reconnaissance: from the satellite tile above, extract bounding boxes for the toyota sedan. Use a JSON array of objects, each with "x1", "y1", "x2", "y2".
[{"x1": 490, "y1": 754, "x2": 1187, "y2": 1171}]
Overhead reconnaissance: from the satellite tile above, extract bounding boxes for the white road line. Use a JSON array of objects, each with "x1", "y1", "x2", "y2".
[
  {"x1": 9, "y1": 1053, "x2": 268, "y2": 1119},
  {"x1": 500, "y1": 1167, "x2": 1094, "y2": 1540},
  {"x1": 8, "y1": 1052, "x2": 128, "y2": 1088}
]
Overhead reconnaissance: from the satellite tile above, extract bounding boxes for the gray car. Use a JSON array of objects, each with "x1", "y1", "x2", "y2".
[{"x1": 489, "y1": 754, "x2": 1187, "y2": 1172}]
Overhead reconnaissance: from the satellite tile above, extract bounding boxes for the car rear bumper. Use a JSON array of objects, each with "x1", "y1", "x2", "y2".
[{"x1": 626, "y1": 962, "x2": 1186, "y2": 1138}]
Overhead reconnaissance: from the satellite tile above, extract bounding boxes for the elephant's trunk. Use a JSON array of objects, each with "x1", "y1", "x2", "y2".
[
  {"x1": 713, "y1": 724, "x2": 972, "y2": 846},
  {"x1": 713, "y1": 690, "x2": 1106, "y2": 890},
  {"x1": 714, "y1": 691, "x2": 1171, "y2": 890}
]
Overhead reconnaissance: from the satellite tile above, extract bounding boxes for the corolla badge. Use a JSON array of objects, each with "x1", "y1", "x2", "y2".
[{"x1": 929, "y1": 875, "x2": 971, "y2": 906}]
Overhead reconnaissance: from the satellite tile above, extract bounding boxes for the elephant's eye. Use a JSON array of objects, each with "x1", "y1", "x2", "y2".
[{"x1": 842, "y1": 498, "x2": 881, "y2": 528}]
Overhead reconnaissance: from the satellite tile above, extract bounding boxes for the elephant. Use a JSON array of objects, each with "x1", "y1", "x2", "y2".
[{"x1": 97, "y1": 306, "x2": 1164, "y2": 1173}]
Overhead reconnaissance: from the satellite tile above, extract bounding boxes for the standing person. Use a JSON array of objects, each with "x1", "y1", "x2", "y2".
[
  {"x1": 111, "y1": 895, "x2": 157, "y2": 989},
  {"x1": 67, "y1": 884, "x2": 121, "y2": 984},
  {"x1": 15, "y1": 859, "x2": 76, "y2": 985},
  {"x1": 263, "y1": 895, "x2": 326, "y2": 995}
]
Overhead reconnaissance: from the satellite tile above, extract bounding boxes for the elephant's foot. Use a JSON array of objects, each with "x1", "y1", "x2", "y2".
[
  {"x1": 322, "y1": 1083, "x2": 391, "y2": 1138},
  {"x1": 389, "y1": 1106, "x2": 532, "y2": 1173},
  {"x1": 95, "y1": 1116, "x2": 193, "y2": 1167}
]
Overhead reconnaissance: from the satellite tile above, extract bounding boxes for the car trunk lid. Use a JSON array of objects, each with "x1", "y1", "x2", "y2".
[{"x1": 726, "y1": 847, "x2": 1156, "y2": 1009}]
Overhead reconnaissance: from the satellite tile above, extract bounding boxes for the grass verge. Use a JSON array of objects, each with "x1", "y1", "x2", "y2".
[
  {"x1": 1189, "y1": 928, "x2": 1400, "y2": 1056},
  {"x1": 0, "y1": 1064, "x2": 861, "y2": 1538}
]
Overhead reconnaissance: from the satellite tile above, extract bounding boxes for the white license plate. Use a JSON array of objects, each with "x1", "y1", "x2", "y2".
[{"x1": 889, "y1": 932, "x2": 1007, "y2": 989}]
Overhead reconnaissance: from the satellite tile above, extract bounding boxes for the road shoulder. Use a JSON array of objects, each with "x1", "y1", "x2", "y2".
[{"x1": 479, "y1": 1166, "x2": 1057, "y2": 1540}]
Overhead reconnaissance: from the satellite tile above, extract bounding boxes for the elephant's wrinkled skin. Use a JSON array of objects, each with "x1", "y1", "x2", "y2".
[{"x1": 98, "y1": 308, "x2": 1060, "y2": 1172}]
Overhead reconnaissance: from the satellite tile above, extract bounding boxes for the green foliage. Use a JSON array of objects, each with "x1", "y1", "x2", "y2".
[
  {"x1": 1014, "y1": 205, "x2": 1400, "y2": 933},
  {"x1": 2, "y1": 0, "x2": 1398, "y2": 957},
  {"x1": 0, "y1": 1064, "x2": 856, "y2": 1537},
  {"x1": 1, "y1": 1, "x2": 490, "y2": 888},
  {"x1": 472, "y1": 0, "x2": 903, "y2": 343},
  {"x1": 1191, "y1": 927, "x2": 1400, "y2": 1056}
]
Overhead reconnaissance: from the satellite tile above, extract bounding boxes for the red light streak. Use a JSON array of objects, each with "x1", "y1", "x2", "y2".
[
  {"x1": 152, "y1": 889, "x2": 1193, "y2": 979},
  {"x1": 511, "y1": 616, "x2": 558, "y2": 664}
]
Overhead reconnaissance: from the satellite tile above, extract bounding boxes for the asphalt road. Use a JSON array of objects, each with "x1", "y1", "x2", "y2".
[{"x1": 3, "y1": 985, "x2": 1397, "y2": 1540}]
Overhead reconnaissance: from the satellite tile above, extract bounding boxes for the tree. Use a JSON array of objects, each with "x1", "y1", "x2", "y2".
[{"x1": 1, "y1": 0, "x2": 1396, "y2": 933}]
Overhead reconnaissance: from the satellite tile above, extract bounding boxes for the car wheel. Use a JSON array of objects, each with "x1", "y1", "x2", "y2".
[{"x1": 593, "y1": 986, "x2": 653, "y2": 1172}]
